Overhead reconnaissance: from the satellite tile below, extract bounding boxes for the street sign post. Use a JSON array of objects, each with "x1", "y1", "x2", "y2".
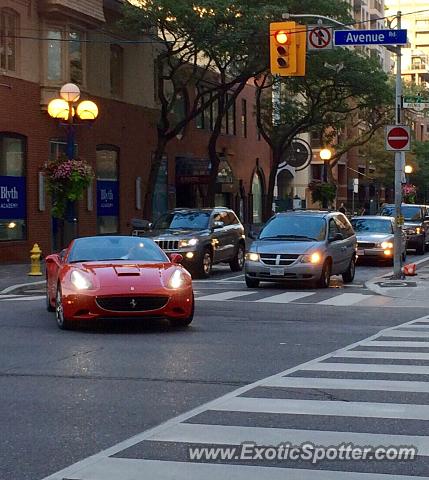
[
  {"x1": 334, "y1": 29, "x2": 407, "y2": 46},
  {"x1": 385, "y1": 125, "x2": 411, "y2": 151},
  {"x1": 307, "y1": 25, "x2": 333, "y2": 50}
]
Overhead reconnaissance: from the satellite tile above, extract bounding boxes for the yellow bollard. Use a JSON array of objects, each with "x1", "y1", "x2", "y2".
[{"x1": 28, "y1": 243, "x2": 43, "y2": 276}]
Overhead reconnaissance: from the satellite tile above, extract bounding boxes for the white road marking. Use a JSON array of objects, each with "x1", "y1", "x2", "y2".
[
  {"x1": 362, "y1": 340, "x2": 429, "y2": 348},
  {"x1": 256, "y1": 291, "x2": 315, "y2": 303},
  {"x1": 380, "y1": 330, "x2": 429, "y2": 338},
  {"x1": 318, "y1": 293, "x2": 370, "y2": 306},
  {"x1": 263, "y1": 376, "x2": 429, "y2": 393},
  {"x1": 333, "y1": 350, "x2": 429, "y2": 360},
  {"x1": 149, "y1": 422, "x2": 429, "y2": 456},
  {"x1": 64, "y1": 458, "x2": 427, "y2": 480},
  {"x1": 214, "y1": 396, "x2": 429, "y2": 420},
  {"x1": 302, "y1": 362, "x2": 429, "y2": 375},
  {"x1": 197, "y1": 291, "x2": 256, "y2": 301},
  {"x1": 0, "y1": 295, "x2": 45, "y2": 301}
]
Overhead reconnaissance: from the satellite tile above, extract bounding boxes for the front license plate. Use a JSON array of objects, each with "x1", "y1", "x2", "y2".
[
  {"x1": 270, "y1": 267, "x2": 285, "y2": 276},
  {"x1": 357, "y1": 249, "x2": 364, "y2": 256}
]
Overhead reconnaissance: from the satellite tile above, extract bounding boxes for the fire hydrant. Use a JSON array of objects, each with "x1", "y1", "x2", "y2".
[{"x1": 28, "y1": 243, "x2": 43, "y2": 276}]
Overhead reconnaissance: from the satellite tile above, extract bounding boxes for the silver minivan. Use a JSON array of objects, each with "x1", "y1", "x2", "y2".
[{"x1": 245, "y1": 211, "x2": 357, "y2": 288}]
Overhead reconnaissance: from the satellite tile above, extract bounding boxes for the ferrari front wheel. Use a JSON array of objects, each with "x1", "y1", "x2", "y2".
[
  {"x1": 170, "y1": 295, "x2": 194, "y2": 328},
  {"x1": 55, "y1": 288, "x2": 72, "y2": 330}
]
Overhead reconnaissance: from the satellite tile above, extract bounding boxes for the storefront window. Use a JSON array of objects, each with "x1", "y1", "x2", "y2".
[
  {"x1": 0, "y1": 134, "x2": 26, "y2": 240},
  {"x1": 96, "y1": 147, "x2": 119, "y2": 234},
  {"x1": 252, "y1": 172, "x2": 263, "y2": 224}
]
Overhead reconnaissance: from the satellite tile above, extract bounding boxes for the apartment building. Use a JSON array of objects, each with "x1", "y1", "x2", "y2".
[{"x1": 0, "y1": 0, "x2": 270, "y2": 262}]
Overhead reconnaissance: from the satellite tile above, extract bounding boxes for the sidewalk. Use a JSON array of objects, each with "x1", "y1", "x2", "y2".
[
  {"x1": 0, "y1": 263, "x2": 46, "y2": 293},
  {"x1": 366, "y1": 256, "x2": 429, "y2": 304}
]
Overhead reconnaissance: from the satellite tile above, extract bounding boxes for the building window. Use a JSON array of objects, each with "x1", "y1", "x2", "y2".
[
  {"x1": 0, "y1": 134, "x2": 26, "y2": 241},
  {"x1": 226, "y1": 94, "x2": 236, "y2": 135},
  {"x1": 241, "y1": 99, "x2": 247, "y2": 138},
  {"x1": 49, "y1": 139, "x2": 78, "y2": 161},
  {"x1": 96, "y1": 147, "x2": 119, "y2": 234},
  {"x1": 110, "y1": 44, "x2": 123, "y2": 97},
  {"x1": 69, "y1": 29, "x2": 83, "y2": 85},
  {"x1": 47, "y1": 29, "x2": 62, "y2": 82},
  {"x1": 46, "y1": 26, "x2": 86, "y2": 85},
  {"x1": 311, "y1": 164, "x2": 323, "y2": 181},
  {"x1": 0, "y1": 9, "x2": 18, "y2": 73},
  {"x1": 251, "y1": 172, "x2": 263, "y2": 224}
]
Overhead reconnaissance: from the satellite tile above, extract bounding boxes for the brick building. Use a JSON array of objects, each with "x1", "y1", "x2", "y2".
[{"x1": 0, "y1": 0, "x2": 271, "y2": 262}]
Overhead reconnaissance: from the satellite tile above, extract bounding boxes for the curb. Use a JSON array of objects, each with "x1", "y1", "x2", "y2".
[
  {"x1": 1, "y1": 279, "x2": 46, "y2": 295},
  {"x1": 365, "y1": 255, "x2": 429, "y2": 300}
]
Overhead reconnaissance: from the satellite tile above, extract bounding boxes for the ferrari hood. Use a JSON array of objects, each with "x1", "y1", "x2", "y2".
[{"x1": 78, "y1": 262, "x2": 168, "y2": 287}]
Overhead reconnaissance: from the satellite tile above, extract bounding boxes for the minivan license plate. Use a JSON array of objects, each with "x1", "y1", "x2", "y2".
[{"x1": 270, "y1": 267, "x2": 285, "y2": 276}]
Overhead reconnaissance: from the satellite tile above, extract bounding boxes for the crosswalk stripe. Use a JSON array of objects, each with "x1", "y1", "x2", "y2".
[
  {"x1": 1, "y1": 295, "x2": 45, "y2": 301},
  {"x1": 333, "y1": 350, "x2": 429, "y2": 360},
  {"x1": 149, "y1": 422, "x2": 429, "y2": 456},
  {"x1": 302, "y1": 362, "x2": 429, "y2": 374},
  {"x1": 361, "y1": 340, "x2": 429, "y2": 348},
  {"x1": 68, "y1": 457, "x2": 428, "y2": 480},
  {"x1": 318, "y1": 293, "x2": 371, "y2": 306},
  {"x1": 196, "y1": 291, "x2": 256, "y2": 301},
  {"x1": 263, "y1": 376, "x2": 429, "y2": 393},
  {"x1": 396, "y1": 325, "x2": 429, "y2": 329},
  {"x1": 256, "y1": 291, "x2": 315, "y2": 303},
  {"x1": 380, "y1": 330, "x2": 429, "y2": 338},
  {"x1": 214, "y1": 396, "x2": 429, "y2": 420}
]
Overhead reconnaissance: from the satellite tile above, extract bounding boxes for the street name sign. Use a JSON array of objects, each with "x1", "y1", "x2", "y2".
[
  {"x1": 385, "y1": 125, "x2": 411, "y2": 152},
  {"x1": 307, "y1": 25, "x2": 333, "y2": 50},
  {"x1": 403, "y1": 95, "x2": 429, "y2": 110},
  {"x1": 334, "y1": 29, "x2": 407, "y2": 46}
]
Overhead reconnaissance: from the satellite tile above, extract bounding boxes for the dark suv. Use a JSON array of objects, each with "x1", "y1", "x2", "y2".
[
  {"x1": 135, "y1": 208, "x2": 245, "y2": 278},
  {"x1": 380, "y1": 204, "x2": 429, "y2": 255}
]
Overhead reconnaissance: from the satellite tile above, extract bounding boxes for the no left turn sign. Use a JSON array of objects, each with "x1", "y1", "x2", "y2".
[
  {"x1": 307, "y1": 25, "x2": 333, "y2": 50},
  {"x1": 385, "y1": 125, "x2": 411, "y2": 151}
]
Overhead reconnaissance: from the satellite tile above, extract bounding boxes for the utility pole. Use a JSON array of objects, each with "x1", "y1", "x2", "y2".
[{"x1": 393, "y1": 11, "x2": 403, "y2": 279}]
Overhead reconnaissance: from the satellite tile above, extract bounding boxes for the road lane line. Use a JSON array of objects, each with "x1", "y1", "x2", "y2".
[
  {"x1": 256, "y1": 291, "x2": 316, "y2": 303},
  {"x1": 302, "y1": 362, "x2": 429, "y2": 375},
  {"x1": 196, "y1": 291, "x2": 256, "y2": 301},
  {"x1": 361, "y1": 340, "x2": 429, "y2": 348},
  {"x1": 263, "y1": 376, "x2": 429, "y2": 393},
  {"x1": 318, "y1": 293, "x2": 371, "y2": 306},
  {"x1": 214, "y1": 397, "x2": 429, "y2": 420},
  {"x1": 149, "y1": 422, "x2": 429, "y2": 456}
]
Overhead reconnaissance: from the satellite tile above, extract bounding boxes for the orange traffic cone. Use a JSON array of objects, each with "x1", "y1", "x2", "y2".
[{"x1": 403, "y1": 263, "x2": 417, "y2": 276}]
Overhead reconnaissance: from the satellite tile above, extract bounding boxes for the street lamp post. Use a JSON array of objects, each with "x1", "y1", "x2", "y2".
[{"x1": 47, "y1": 83, "x2": 99, "y2": 247}]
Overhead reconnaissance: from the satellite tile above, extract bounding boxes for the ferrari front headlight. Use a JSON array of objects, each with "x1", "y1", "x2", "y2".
[
  {"x1": 71, "y1": 270, "x2": 92, "y2": 290},
  {"x1": 168, "y1": 269, "x2": 185, "y2": 289}
]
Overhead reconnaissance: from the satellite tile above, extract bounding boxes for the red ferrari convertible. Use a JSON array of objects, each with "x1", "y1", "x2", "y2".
[{"x1": 45, "y1": 236, "x2": 194, "y2": 330}]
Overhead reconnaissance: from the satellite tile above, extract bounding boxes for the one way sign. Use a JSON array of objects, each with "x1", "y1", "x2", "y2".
[{"x1": 307, "y1": 25, "x2": 333, "y2": 51}]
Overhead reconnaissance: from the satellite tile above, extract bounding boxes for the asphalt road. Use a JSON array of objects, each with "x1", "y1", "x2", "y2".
[{"x1": 1, "y1": 253, "x2": 428, "y2": 480}]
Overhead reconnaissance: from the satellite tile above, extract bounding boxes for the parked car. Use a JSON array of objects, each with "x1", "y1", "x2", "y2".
[
  {"x1": 45, "y1": 236, "x2": 194, "y2": 330},
  {"x1": 134, "y1": 208, "x2": 246, "y2": 278},
  {"x1": 351, "y1": 216, "x2": 407, "y2": 264},
  {"x1": 245, "y1": 210, "x2": 357, "y2": 288},
  {"x1": 380, "y1": 204, "x2": 429, "y2": 255}
]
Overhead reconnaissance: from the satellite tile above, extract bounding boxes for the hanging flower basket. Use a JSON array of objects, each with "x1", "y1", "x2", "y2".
[
  {"x1": 43, "y1": 157, "x2": 94, "y2": 219},
  {"x1": 402, "y1": 183, "x2": 417, "y2": 204}
]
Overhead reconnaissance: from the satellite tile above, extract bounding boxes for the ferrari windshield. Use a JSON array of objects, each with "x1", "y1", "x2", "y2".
[
  {"x1": 67, "y1": 236, "x2": 168, "y2": 263},
  {"x1": 351, "y1": 218, "x2": 393, "y2": 234},
  {"x1": 153, "y1": 211, "x2": 210, "y2": 230}
]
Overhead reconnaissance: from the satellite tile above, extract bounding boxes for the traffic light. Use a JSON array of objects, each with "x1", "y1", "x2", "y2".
[{"x1": 269, "y1": 21, "x2": 306, "y2": 77}]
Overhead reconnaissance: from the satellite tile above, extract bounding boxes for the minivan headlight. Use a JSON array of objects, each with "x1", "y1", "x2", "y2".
[
  {"x1": 301, "y1": 252, "x2": 322, "y2": 264},
  {"x1": 245, "y1": 252, "x2": 260, "y2": 262},
  {"x1": 71, "y1": 270, "x2": 93, "y2": 290},
  {"x1": 380, "y1": 241, "x2": 393, "y2": 249}
]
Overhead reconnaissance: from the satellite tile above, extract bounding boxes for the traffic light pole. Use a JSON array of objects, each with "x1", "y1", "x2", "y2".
[{"x1": 393, "y1": 11, "x2": 404, "y2": 279}]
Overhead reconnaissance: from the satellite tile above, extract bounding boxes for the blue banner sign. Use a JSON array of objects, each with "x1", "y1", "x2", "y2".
[
  {"x1": 334, "y1": 29, "x2": 407, "y2": 46},
  {"x1": 0, "y1": 175, "x2": 26, "y2": 220},
  {"x1": 97, "y1": 180, "x2": 119, "y2": 217}
]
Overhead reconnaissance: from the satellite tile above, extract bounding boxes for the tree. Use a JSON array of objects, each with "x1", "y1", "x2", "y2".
[{"x1": 255, "y1": 47, "x2": 392, "y2": 218}]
